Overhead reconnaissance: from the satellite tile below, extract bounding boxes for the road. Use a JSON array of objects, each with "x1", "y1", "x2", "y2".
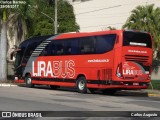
[{"x1": 0, "y1": 85, "x2": 160, "y2": 120}]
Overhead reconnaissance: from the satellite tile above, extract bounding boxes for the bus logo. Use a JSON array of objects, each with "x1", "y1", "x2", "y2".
[{"x1": 32, "y1": 60, "x2": 75, "y2": 78}]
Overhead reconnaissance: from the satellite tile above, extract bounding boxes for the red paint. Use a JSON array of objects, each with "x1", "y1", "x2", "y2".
[{"x1": 15, "y1": 30, "x2": 153, "y2": 90}]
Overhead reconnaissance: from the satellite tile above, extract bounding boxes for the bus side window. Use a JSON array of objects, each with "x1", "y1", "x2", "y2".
[
  {"x1": 41, "y1": 50, "x2": 48, "y2": 56},
  {"x1": 55, "y1": 41, "x2": 64, "y2": 55},
  {"x1": 63, "y1": 40, "x2": 72, "y2": 55},
  {"x1": 46, "y1": 43, "x2": 55, "y2": 56},
  {"x1": 70, "y1": 39, "x2": 80, "y2": 55},
  {"x1": 79, "y1": 37, "x2": 95, "y2": 54},
  {"x1": 96, "y1": 34, "x2": 116, "y2": 54},
  {"x1": 64, "y1": 46, "x2": 71, "y2": 55},
  {"x1": 57, "y1": 48, "x2": 63, "y2": 55}
]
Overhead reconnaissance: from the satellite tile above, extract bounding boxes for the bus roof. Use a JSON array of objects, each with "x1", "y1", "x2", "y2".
[
  {"x1": 55, "y1": 30, "x2": 123, "y2": 40},
  {"x1": 19, "y1": 35, "x2": 54, "y2": 48},
  {"x1": 18, "y1": 30, "x2": 151, "y2": 48}
]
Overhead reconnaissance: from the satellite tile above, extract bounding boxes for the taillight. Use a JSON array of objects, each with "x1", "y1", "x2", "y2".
[{"x1": 116, "y1": 63, "x2": 123, "y2": 78}]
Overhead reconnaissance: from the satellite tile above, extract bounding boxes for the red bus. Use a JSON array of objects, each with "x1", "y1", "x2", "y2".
[{"x1": 14, "y1": 30, "x2": 153, "y2": 94}]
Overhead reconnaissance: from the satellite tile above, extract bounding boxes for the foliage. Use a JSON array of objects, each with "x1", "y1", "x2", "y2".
[
  {"x1": 107, "y1": 26, "x2": 116, "y2": 30},
  {"x1": 123, "y1": 4, "x2": 160, "y2": 73},
  {"x1": 58, "y1": 0, "x2": 79, "y2": 33},
  {"x1": 16, "y1": 0, "x2": 80, "y2": 37},
  {"x1": 123, "y1": 4, "x2": 160, "y2": 60},
  {"x1": 0, "y1": 0, "x2": 79, "y2": 37}
]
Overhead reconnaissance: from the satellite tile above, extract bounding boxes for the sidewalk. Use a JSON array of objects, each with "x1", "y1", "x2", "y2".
[
  {"x1": 143, "y1": 89, "x2": 160, "y2": 97},
  {"x1": 0, "y1": 83, "x2": 17, "y2": 87}
]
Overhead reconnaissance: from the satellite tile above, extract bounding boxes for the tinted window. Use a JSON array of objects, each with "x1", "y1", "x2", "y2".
[
  {"x1": 40, "y1": 34, "x2": 116, "y2": 56},
  {"x1": 15, "y1": 50, "x2": 23, "y2": 68},
  {"x1": 42, "y1": 39, "x2": 79, "y2": 56},
  {"x1": 54, "y1": 41, "x2": 64, "y2": 55},
  {"x1": 96, "y1": 34, "x2": 116, "y2": 53},
  {"x1": 79, "y1": 36, "x2": 95, "y2": 54},
  {"x1": 24, "y1": 42, "x2": 38, "y2": 57},
  {"x1": 63, "y1": 39, "x2": 80, "y2": 55},
  {"x1": 70, "y1": 39, "x2": 80, "y2": 54},
  {"x1": 41, "y1": 42, "x2": 56, "y2": 56},
  {"x1": 41, "y1": 41, "x2": 64, "y2": 56},
  {"x1": 123, "y1": 31, "x2": 152, "y2": 48}
]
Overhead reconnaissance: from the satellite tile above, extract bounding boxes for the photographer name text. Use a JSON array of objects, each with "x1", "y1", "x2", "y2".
[{"x1": 0, "y1": 1, "x2": 26, "y2": 9}]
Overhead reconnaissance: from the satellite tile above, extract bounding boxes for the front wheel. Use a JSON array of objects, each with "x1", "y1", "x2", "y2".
[
  {"x1": 25, "y1": 75, "x2": 34, "y2": 88},
  {"x1": 76, "y1": 76, "x2": 87, "y2": 93}
]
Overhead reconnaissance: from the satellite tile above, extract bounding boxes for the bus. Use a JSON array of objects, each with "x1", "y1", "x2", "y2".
[{"x1": 14, "y1": 30, "x2": 153, "y2": 94}]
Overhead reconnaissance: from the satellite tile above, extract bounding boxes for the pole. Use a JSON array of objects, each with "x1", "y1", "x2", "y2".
[
  {"x1": 0, "y1": 32, "x2": 2, "y2": 77},
  {"x1": 54, "y1": 0, "x2": 58, "y2": 34}
]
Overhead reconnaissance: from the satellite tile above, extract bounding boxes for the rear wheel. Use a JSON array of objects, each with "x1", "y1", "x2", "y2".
[
  {"x1": 25, "y1": 74, "x2": 34, "y2": 88},
  {"x1": 76, "y1": 76, "x2": 87, "y2": 93}
]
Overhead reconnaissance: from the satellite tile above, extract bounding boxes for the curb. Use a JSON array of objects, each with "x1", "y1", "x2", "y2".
[
  {"x1": 0, "y1": 84, "x2": 17, "y2": 87},
  {"x1": 148, "y1": 93, "x2": 160, "y2": 97},
  {"x1": 141, "y1": 89, "x2": 160, "y2": 97}
]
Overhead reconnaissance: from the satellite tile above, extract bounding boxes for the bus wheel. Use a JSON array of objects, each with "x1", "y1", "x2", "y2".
[
  {"x1": 102, "y1": 89, "x2": 117, "y2": 95},
  {"x1": 50, "y1": 85, "x2": 60, "y2": 90},
  {"x1": 25, "y1": 75, "x2": 34, "y2": 88},
  {"x1": 76, "y1": 76, "x2": 87, "y2": 93}
]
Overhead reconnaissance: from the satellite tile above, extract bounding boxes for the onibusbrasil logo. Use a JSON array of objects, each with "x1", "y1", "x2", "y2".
[{"x1": 1, "y1": 111, "x2": 42, "y2": 118}]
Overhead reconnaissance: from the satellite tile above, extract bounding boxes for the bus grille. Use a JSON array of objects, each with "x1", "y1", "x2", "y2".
[{"x1": 125, "y1": 55, "x2": 149, "y2": 63}]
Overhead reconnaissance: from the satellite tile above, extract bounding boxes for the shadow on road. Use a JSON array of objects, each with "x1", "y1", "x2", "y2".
[{"x1": 18, "y1": 84, "x2": 149, "y2": 97}]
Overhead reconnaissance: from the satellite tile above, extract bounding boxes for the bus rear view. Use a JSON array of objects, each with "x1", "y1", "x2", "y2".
[{"x1": 115, "y1": 31, "x2": 153, "y2": 89}]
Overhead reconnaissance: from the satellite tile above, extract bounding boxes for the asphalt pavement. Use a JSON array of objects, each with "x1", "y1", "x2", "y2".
[{"x1": 0, "y1": 84, "x2": 160, "y2": 120}]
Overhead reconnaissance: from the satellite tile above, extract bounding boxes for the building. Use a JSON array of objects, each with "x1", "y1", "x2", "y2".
[
  {"x1": 68, "y1": 0, "x2": 160, "y2": 32},
  {"x1": 68, "y1": 0, "x2": 160, "y2": 80}
]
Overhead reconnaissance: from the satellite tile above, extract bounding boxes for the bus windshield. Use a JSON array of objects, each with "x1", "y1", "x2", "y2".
[
  {"x1": 123, "y1": 31, "x2": 152, "y2": 48},
  {"x1": 15, "y1": 50, "x2": 23, "y2": 68}
]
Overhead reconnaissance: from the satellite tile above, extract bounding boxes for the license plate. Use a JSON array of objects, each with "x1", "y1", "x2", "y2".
[{"x1": 133, "y1": 83, "x2": 139, "y2": 86}]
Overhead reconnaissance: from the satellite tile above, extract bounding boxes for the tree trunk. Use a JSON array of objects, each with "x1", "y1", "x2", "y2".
[{"x1": 0, "y1": 21, "x2": 7, "y2": 81}]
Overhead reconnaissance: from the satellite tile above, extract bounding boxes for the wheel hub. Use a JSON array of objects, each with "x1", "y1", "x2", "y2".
[{"x1": 79, "y1": 80, "x2": 85, "y2": 90}]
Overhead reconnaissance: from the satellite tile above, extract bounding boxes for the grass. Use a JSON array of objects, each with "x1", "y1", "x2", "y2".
[{"x1": 149, "y1": 80, "x2": 160, "y2": 90}]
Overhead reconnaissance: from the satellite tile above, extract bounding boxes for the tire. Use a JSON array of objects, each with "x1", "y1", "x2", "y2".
[
  {"x1": 76, "y1": 76, "x2": 87, "y2": 93},
  {"x1": 50, "y1": 85, "x2": 60, "y2": 89},
  {"x1": 25, "y1": 74, "x2": 34, "y2": 88},
  {"x1": 102, "y1": 89, "x2": 117, "y2": 95}
]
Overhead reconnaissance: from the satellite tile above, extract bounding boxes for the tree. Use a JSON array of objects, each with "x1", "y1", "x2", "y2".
[
  {"x1": 26, "y1": 0, "x2": 79, "y2": 37},
  {"x1": 58, "y1": 0, "x2": 79, "y2": 33},
  {"x1": 0, "y1": 0, "x2": 79, "y2": 81},
  {"x1": 0, "y1": 9, "x2": 7, "y2": 81},
  {"x1": 107, "y1": 26, "x2": 116, "y2": 30},
  {"x1": 123, "y1": 4, "x2": 160, "y2": 60},
  {"x1": 0, "y1": 4, "x2": 28, "y2": 81}
]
